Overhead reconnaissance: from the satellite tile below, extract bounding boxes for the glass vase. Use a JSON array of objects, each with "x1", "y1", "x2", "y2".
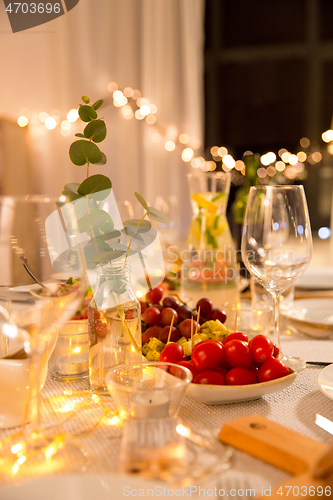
[
  {"x1": 88, "y1": 259, "x2": 142, "y2": 392},
  {"x1": 180, "y1": 172, "x2": 239, "y2": 309}
]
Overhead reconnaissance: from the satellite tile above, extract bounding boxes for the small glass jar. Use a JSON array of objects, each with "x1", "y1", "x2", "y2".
[{"x1": 88, "y1": 259, "x2": 141, "y2": 392}]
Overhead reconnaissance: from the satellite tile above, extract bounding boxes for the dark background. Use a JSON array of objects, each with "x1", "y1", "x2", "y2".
[{"x1": 204, "y1": 0, "x2": 333, "y2": 231}]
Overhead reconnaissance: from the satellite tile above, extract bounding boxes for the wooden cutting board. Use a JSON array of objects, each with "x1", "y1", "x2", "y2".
[{"x1": 219, "y1": 414, "x2": 332, "y2": 499}]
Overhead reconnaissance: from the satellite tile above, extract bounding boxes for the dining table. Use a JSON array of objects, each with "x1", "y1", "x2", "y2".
[{"x1": 0, "y1": 264, "x2": 333, "y2": 499}]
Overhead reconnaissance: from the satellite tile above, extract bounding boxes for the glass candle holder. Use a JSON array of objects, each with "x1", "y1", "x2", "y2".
[
  {"x1": 225, "y1": 300, "x2": 273, "y2": 339},
  {"x1": 105, "y1": 362, "x2": 192, "y2": 421},
  {"x1": 48, "y1": 320, "x2": 89, "y2": 382}
]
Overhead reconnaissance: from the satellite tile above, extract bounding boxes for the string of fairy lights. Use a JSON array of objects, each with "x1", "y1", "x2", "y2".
[{"x1": 16, "y1": 80, "x2": 333, "y2": 183}]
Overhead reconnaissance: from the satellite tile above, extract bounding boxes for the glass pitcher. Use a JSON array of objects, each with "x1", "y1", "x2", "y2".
[
  {"x1": 88, "y1": 259, "x2": 142, "y2": 392},
  {"x1": 180, "y1": 172, "x2": 239, "y2": 309}
]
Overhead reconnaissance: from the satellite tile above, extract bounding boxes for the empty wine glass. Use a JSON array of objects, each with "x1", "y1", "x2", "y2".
[
  {"x1": 241, "y1": 185, "x2": 312, "y2": 371},
  {"x1": 0, "y1": 195, "x2": 87, "y2": 479}
]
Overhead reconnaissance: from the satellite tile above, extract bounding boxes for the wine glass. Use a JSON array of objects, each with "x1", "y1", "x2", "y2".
[
  {"x1": 241, "y1": 185, "x2": 313, "y2": 371},
  {"x1": 0, "y1": 195, "x2": 87, "y2": 479}
]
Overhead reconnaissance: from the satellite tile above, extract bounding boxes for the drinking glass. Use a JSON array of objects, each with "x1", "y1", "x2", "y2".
[
  {"x1": 241, "y1": 185, "x2": 312, "y2": 371},
  {"x1": 0, "y1": 196, "x2": 87, "y2": 479}
]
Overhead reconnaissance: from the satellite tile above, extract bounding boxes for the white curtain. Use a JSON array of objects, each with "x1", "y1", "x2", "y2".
[{"x1": 0, "y1": 0, "x2": 205, "y2": 238}]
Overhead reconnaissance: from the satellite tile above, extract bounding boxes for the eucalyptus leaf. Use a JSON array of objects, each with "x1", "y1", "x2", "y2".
[
  {"x1": 82, "y1": 96, "x2": 90, "y2": 104},
  {"x1": 82, "y1": 239, "x2": 113, "y2": 269},
  {"x1": 64, "y1": 182, "x2": 80, "y2": 193},
  {"x1": 147, "y1": 207, "x2": 170, "y2": 224},
  {"x1": 83, "y1": 119, "x2": 107, "y2": 143},
  {"x1": 95, "y1": 152, "x2": 107, "y2": 165},
  {"x1": 92, "y1": 250, "x2": 126, "y2": 264},
  {"x1": 60, "y1": 190, "x2": 82, "y2": 202},
  {"x1": 78, "y1": 174, "x2": 112, "y2": 200},
  {"x1": 107, "y1": 242, "x2": 128, "y2": 252},
  {"x1": 69, "y1": 140, "x2": 102, "y2": 166},
  {"x1": 84, "y1": 208, "x2": 115, "y2": 238},
  {"x1": 75, "y1": 133, "x2": 86, "y2": 138},
  {"x1": 92, "y1": 99, "x2": 103, "y2": 110},
  {"x1": 95, "y1": 229, "x2": 121, "y2": 241},
  {"x1": 79, "y1": 105, "x2": 97, "y2": 122},
  {"x1": 135, "y1": 192, "x2": 148, "y2": 210},
  {"x1": 77, "y1": 212, "x2": 109, "y2": 233},
  {"x1": 122, "y1": 219, "x2": 151, "y2": 233}
]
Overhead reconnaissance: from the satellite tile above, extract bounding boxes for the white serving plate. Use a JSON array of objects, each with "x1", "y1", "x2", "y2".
[
  {"x1": 187, "y1": 370, "x2": 296, "y2": 404},
  {"x1": 317, "y1": 363, "x2": 333, "y2": 401},
  {"x1": 284, "y1": 298, "x2": 333, "y2": 338},
  {"x1": 0, "y1": 474, "x2": 165, "y2": 500},
  {"x1": 296, "y1": 267, "x2": 333, "y2": 290}
]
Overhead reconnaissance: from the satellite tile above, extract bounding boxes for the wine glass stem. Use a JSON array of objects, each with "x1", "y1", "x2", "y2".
[
  {"x1": 27, "y1": 342, "x2": 44, "y2": 438},
  {"x1": 271, "y1": 291, "x2": 281, "y2": 347}
]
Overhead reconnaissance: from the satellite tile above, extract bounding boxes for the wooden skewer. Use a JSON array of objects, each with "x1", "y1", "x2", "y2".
[
  {"x1": 234, "y1": 303, "x2": 239, "y2": 332},
  {"x1": 195, "y1": 306, "x2": 200, "y2": 335},
  {"x1": 167, "y1": 314, "x2": 175, "y2": 344},
  {"x1": 190, "y1": 316, "x2": 194, "y2": 354}
]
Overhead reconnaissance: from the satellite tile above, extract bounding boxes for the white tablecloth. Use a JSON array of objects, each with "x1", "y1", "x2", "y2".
[{"x1": 0, "y1": 331, "x2": 332, "y2": 498}]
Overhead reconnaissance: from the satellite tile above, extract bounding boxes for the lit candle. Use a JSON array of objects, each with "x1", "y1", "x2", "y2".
[
  {"x1": 57, "y1": 355, "x2": 88, "y2": 375},
  {"x1": 130, "y1": 393, "x2": 169, "y2": 419}
]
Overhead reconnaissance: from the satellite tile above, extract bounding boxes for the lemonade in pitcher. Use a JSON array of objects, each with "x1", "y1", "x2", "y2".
[{"x1": 180, "y1": 173, "x2": 239, "y2": 309}]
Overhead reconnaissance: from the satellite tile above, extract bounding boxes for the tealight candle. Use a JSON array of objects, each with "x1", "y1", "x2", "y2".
[
  {"x1": 48, "y1": 320, "x2": 89, "y2": 382},
  {"x1": 57, "y1": 355, "x2": 88, "y2": 375},
  {"x1": 130, "y1": 392, "x2": 169, "y2": 419}
]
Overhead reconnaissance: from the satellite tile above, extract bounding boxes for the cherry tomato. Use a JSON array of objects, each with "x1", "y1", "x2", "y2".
[
  {"x1": 258, "y1": 357, "x2": 290, "y2": 383},
  {"x1": 273, "y1": 343, "x2": 280, "y2": 358},
  {"x1": 159, "y1": 343, "x2": 184, "y2": 363},
  {"x1": 191, "y1": 340, "x2": 224, "y2": 372},
  {"x1": 142, "y1": 306, "x2": 161, "y2": 325},
  {"x1": 214, "y1": 366, "x2": 227, "y2": 377},
  {"x1": 193, "y1": 370, "x2": 225, "y2": 385},
  {"x1": 249, "y1": 334, "x2": 274, "y2": 364},
  {"x1": 248, "y1": 364, "x2": 259, "y2": 379},
  {"x1": 224, "y1": 339, "x2": 253, "y2": 368},
  {"x1": 222, "y1": 332, "x2": 249, "y2": 345},
  {"x1": 145, "y1": 286, "x2": 163, "y2": 304},
  {"x1": 218, "y1": 347, "x2": 231, "y2": 370},
  {"x1": 225, "y1": 367, "x2": 257, "y2": 386},
  {"x1": 192, "y1": 339, "x2": 223, "y2": 350},
  {"x1": 175, "y1": 360, "x2": 198, "y2": 379}
]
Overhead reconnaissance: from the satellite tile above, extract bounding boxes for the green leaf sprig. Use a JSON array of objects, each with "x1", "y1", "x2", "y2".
[{"x1": 62, "y1": 96, "x2": 170, "y2": 274}]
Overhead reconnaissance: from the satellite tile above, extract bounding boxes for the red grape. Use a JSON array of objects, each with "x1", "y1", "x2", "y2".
[
  {"x1": 142, "y1": 306, "x2": 161, "y2": 325},
  {"x1": 159, "y1": 326, "x2": 181, "y2": 343},
  {"x1": 145, "y1": 286, "x2": 163, "y2": 304},
  {"x1": 139, "y1": 301, "x2": 147, "y2": 314},
  {"x1": 95, "y1": 320, "x2": 107, "y2": 338},
  {"x1": 177, "y1": 305, "x2": 192, "y2": 322},
  {"x1": 160, "y1": 307, "x2": 178, "y2": 326},
  {"x1": 196, "y1": 298, "x2": 213, "y2": 316},
  {"x1": 207, "y1": 307, "x2": 227, "y2": 323},
  {"x1": 142, "y1": 325, "x2": 163, "y2": 345},
  {"x1": 162, "y1": 296, "x2": 180, "y2": 310},
  {"x1": 178, "y1": 318, "x2": 200, "y2": 339}
]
